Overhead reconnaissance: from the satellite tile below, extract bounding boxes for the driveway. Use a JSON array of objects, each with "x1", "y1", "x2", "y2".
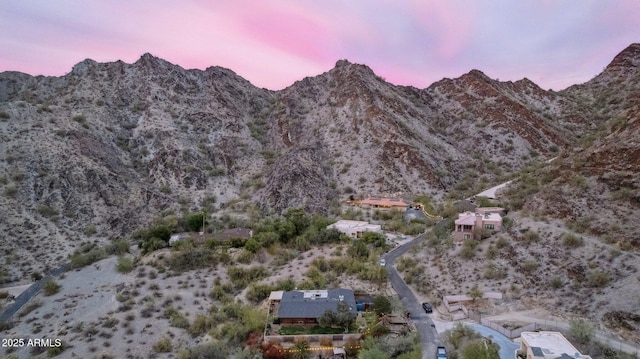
[{"x1": 384, "y1": 234, "x2": 438, "y2": 359}]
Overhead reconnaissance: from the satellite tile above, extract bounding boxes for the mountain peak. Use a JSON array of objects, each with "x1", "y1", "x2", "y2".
[
  {"x1": 70, "y1": 58, "x2": 99, "y2": 76},
  {"x1": 134, "y1": 52, "x2": 170, "y2": 68},
  {"x1": 606, "y1": 43, "x2": 640, "y2": 69},
  {"x1": 332, "y1": 59, "x2": 376, "y2": 76}
]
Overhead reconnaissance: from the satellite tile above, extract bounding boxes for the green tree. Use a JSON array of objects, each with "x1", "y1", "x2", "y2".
[
  {"x1": 372, "y1": 295, "x2": 392, "y2": 317},
  {"x1": 244, "y1": 238, "x2": 261, "y2": 253},
  {"x1": 461, "y1": 340, "x2": 499, "y2": 359},
  {"x1": 348, "y1": 240, "x2": 369, "y2": 260},
  {"x1": 187, "y1": 212, "x2": 206, "y2": 232},
  {"x1": 318, "y1": 301, "x2": 356, "y2": 333},
  {"x1": 284, "y1": 208, "x2": 310, "y2": 235},
  {"x1": 361, "y1": 232, "x2": 387, "y2": 248}
]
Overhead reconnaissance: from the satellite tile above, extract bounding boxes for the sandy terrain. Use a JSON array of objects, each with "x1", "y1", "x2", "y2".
[{"x1": 0, "y1": 240, "x2": 395, "y2": 358}]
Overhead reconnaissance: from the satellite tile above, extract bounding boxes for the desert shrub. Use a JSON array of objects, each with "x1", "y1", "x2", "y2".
[
  {"x1": 520, "y1": 259, "x2": 539, "y2": 273},
  {"x1": 3, "y1": 186, "x2": 17, "y2": 198},
  {"x1": 569, "y1": 319, "x2": 594, "y2": 344},
  {"x1": 486, "y1": 245, "x2": 498, "y2": 259},
  {"x1": 84, "y1": 224, "x2": 97, "y2": 236},
  {"x1": 587, "y1": 270, "x2": 610, "y2": 288},
  {"x1": 460, "y1": 239, "x2": 477, "y2": 259},
  {"x1": 562, "y1": 233, "x2": 583, "y2": 247},
  {"x1": 46, "y1": 341, "x2": 66, "y2": 356},
  {"x1": 189, "y1": 315, "x2": 214, "y2": 337},
  {"x1": 522, "y1": 230, "x2": 540, "y2": 243},
  {"x1": 164, "y1": 307, "x2": 189, "y2": 329},
  {"x1": 236, "y1": 249, "x2": 255, "y2": 264},
  {"x1": 446, "y1": 322, "x2": 478, "y2": 349},
  {"x1": 153, "y1": 337, "x2": 172, "y2": 353},
  {"x1": 0, "y1": 320, "x2": 14, "y2": 331},
  {"x1": 460, "y1": 339, "x2": 499, "y2": 359},
  {"x1": 210, "y1": 284, "x2": 234, "y2": 302},
  {"x1": 227, "y1": 266, "x2": 268, "y2": 289},
  {"x1": 549, "y1": 276, "x2": 564, "y2": 289},
  {"x1": 43, "y1": 280, "x2": 61, "y2": 296},
  {"x1": 106, "y1": 239, "x2": 130, "y2": 255},
  {"x1": 347, "y1": 239, "x2": 369, "y2": 260},
  {"x1": 19, "y1": 300, "x2": 42, "y2": 317},
  {"x1": 116, "y1": 256, "x2": 134, "y2": 273},
  {"x1": 137, "y1": 225, "x2": 171, "y2": 253},
  {"x1": 70, "y1": 248, "x2": 107, "y2": 268},
  {"x1": 246, "y1": 283, "x2": 274, "y2": 304},
  {"x1": 244, "y1": 238, "x2": 261, "y2": 253},
  {"x1": 483, "y1": 263, "x2": 507, "y2": 280},
  {"x1": 495, "y1": 236, "x2": 509, "y2": 248},
  {"x1": 168, "y1": 248, "x2": 214, "y2": 272},
  {"x1": 36, "y1": 204, "x2": 58, "y2": 218},
  {"x1": 179, "y1": 342, "x2": 229, "y2": 359}
]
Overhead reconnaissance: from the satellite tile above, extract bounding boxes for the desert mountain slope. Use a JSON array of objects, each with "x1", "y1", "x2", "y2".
[
  {"x1": 1, "y1": 45, "x2": 639, "y2": 280},
  {"x1": 513, "y1": 43, "x2": 640, "y2": 242}
]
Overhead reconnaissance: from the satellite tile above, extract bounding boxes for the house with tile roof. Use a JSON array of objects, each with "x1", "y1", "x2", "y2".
[{"x1": 454, "y1": 210, "x2": 502, "y2": 241}]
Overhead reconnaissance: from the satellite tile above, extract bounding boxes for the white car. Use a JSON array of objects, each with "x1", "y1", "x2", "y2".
[{"x1": 380, "y1": 259, "x2": 386, "y2": 267}]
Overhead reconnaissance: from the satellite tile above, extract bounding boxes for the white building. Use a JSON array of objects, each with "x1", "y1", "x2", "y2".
[
  {"x1": 327, "y1": 220, "x2": 382, "y2": 238},
  {"x1": 517, "y1": 331, "x2": 592, "y2": 359}
]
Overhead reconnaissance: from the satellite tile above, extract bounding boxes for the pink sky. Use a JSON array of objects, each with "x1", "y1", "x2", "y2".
[{"x1": 1, "y1": 0, "x2": 638, "y2": 90}]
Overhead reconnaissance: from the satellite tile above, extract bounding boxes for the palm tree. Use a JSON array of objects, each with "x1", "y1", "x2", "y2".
[{"x1": 292, "y1": 338, "x2": 310, "y2": 359}]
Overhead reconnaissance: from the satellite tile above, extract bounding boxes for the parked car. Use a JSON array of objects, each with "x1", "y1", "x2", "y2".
[
  {"x1": 379, "y1": 258, "x2": 386, "y2": 267},
  {"x1": 437, "y1": 346, "x2": 447, "y2": 358},
  {"x1": 422, "y1": 302, "x2": 432, "y2": 313}
]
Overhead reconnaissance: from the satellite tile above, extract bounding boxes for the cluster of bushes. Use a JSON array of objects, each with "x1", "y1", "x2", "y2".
[
  {"x1": 503, "y1": 162, "x2": 552, "y2": 210},
  {"x1": 357, "y1": 333, "x2": 420, "y2": 359},
  {"x1": 69, "y1": 239, "x2": 130, "y2": 268},
  {"x1": 396, "y1": 258, "x2": 431, "y2": 295},
  {"x1": 445, "y1": 323, "x2": 500, "y2": 359},
  {"x1": 250, "y1": 209, "x2": 348, "y2": 252}
]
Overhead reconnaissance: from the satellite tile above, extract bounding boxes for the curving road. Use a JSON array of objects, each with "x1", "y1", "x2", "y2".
[
  {"x1": 0, "y1": 264, "x2": 69, "y2": 323},
  {"x1": 384, "y1": 234, "x2": 438, "y2": 359}
]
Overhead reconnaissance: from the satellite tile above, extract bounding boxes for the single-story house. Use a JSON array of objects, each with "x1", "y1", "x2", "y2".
[
  {"x1": 275, "y1": 289, "x2": 357, "y2": 325},
  {"x1": 327, "y1": 220, "x2": 382, "y2": 238},
  {"x1": 359, "y1": 197, "x2": 409, "y2": 210},
  {"x1": 518, "y1": 331, "x2": 592, "y2": 359},
  {"x1": 454, "y1": 211, "x2": 502, "y2": 241}
]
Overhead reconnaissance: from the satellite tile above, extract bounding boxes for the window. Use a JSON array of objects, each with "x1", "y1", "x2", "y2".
[
  {"x1": 485, "y1": 224, "x2": 495, "y2": 230},
  {"x1": 463, "y1": 225, "x2": 473, "y2": 231},
  {"x1": 463, "y1": 234, "x2": 471, "y2": 240}
]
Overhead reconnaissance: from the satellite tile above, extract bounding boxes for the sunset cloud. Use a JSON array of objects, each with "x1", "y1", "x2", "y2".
[{"x1": 0, "y1": 0, "x2": 638, "y2": 90}]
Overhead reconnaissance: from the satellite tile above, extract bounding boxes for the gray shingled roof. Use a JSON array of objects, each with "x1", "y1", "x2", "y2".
[{"x1": 277, "y1": 289, "x2": 357, "y2": 319}]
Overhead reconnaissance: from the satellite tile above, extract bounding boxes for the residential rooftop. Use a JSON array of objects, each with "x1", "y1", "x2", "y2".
[{"x1": 520, "y1": 331, "x2": 591, "y2": 359}]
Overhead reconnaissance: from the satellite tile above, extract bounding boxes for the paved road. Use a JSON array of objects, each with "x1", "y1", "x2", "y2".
[
  {"x1": 384, "y1": 234, "x2": 438, "y2": 359},
  {"x1": 0, "y1": 263, "x2": 69, "y2": 323}
]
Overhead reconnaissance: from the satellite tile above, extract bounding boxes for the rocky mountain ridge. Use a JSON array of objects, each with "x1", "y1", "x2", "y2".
[{"x1": 1, "y1": 44, "x2": 639, "y2": 281}]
